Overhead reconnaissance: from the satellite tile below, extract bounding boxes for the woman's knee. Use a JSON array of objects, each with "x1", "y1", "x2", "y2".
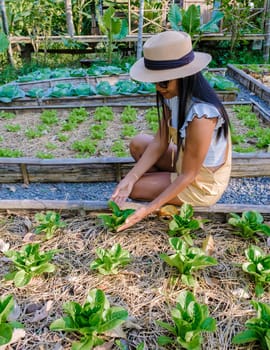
[{"x1": 129, "y1": 134, "x2": 153, "y2": 160}]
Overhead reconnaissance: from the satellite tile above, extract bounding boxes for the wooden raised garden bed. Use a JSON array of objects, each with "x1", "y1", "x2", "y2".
[
  {"x1": 0, "y1": 101, "x2": 269, "y2": 185},
  {"x1": 227, "y1": 64, "x2": 270, "y2": 105}
]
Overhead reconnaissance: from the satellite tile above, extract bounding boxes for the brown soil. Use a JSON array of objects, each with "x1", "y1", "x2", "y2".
[
  {"x1": 0, "y1": 209, "x2": 268, "y2": 349},
  {"x1": 0, "y1": 105, "x2": 267, "y2": 158}
]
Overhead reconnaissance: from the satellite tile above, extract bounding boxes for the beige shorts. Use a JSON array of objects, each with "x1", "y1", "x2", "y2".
[{"x1": 170, "y1": 140, "x2": 232, "y2": 207}]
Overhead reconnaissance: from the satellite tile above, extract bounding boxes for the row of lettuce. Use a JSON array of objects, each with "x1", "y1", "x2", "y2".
[
  {"x1": 0, "y1": 70, "x2": 237, "y2": 103},
  {"x1": 1, "y1": 203, "x2": 270, "y2": 349}
]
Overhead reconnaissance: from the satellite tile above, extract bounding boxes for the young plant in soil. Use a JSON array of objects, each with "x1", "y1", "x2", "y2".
[
  {"x1": 0, "y1": 295, "x2": 24, "y2": 346},
  {"x1": 40, "y1": 110, "x2": 59, "y2": 125},
  {"x1": 232, "y1": 300, "x2": 270, "y2": 349},
  {"x1": 35, "y1": 151, "x2": 54, "y2": 159},
  {"x1": 111, "y1": 140, "x2": 128, "y2": 157},
  {"x1": 157, "y1": 290, "x2": 216, "y2": 350},
  {"x1": 242, "y1": 245, "x2": 270, "y2": 297},
  {"x1": 0, "y1": 111, "x2": 16, "y2": 119},
  {"x1": 167, "y1": 203, "x2": 205, "y2": 245},
  {"x1": 4, "y1": 124, "x2": 21, "y2": 132},
  {"x1": 89, "y1": 123, "x2": 106, "y2": 140},
  {"x1": 98, "y1": 201, "x2": 135, "y2": 232},
  {"x1": 50, "y1": 288, "x2": 128, "y2": 350},
  {"x1": 228, "y1": 211, "x2": 270, "y2": 240},
  {"x1": 121, "y1": 125, "x2": 137, "y2": 138},
  {"x1": 144, "y1": 107, "x2": 159, "y2": 133},
  {"x1": 160, "y1": 237, "x2": 217, "y2": 287},
  {"x1": 4, "y1": 243, "x2": 58, "y2": 287},
  {"x1": 94, "y1": 106, "x2": 114, "y2": 122},
  {"x1": 120, "y1": 105, "x2": 137, "y2": 123},
  {"x1": 34, "y1": 211, "x2": 66, "y2": 240},
  {"x1": 90, "y1": 243, "x2": 131, "y2": 275},
  {"x1": 0, "y1": 148, "x2": 23, "y2": 157},
  {"x1": 71, "y1": 138, "x2": 97, "y2": 156}
]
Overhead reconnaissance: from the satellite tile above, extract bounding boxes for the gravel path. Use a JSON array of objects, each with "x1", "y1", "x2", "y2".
[{"x1": 0, "y1": 177, "x2": 269, "y2": 205}]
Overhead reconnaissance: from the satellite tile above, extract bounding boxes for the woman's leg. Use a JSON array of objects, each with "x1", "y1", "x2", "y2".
[
  {"x1": 130, "y1": 134, "x2": 177, "y2": 172},
  {"x1": 129, "y1": 134, "x2": 182, "y2": 205}
]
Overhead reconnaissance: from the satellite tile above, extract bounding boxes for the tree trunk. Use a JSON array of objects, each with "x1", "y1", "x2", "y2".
[
  {"x1": 263, "y1": 0, "x2": 270, "y2": 62},
  {"x1": 65, "y1": 0, "x2": 75, "y2": 36},
  {"x1": 0, "y1": 0, "x2": 15, "y2": 67},
  {"x1": 137, "y1": 0, "x2": 144, "y2": 59}
]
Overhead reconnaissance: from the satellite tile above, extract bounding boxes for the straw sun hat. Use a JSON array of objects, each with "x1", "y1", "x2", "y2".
[{"x1": 130, "y1": 31, "x2": 211, "y2": 83}]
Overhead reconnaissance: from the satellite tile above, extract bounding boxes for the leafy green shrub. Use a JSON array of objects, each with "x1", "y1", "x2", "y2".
[
  {"x1": 98, "y1": 201, "x2": 135, "y2": 232},
  {"x1": 0, "y1": 295, "x2": 24, "y2": 346},
  {"x1": 90, "y1": 243, "x2": 131, "y2": 275},
  {"x1": 160, "y1": 237, "x2": 217, "y2": 286},
  {"x1": 35, "y1": 211, "x2": 66, "y2": 240},
  {"x1": 228, "y1": 211, "x2": 270, "y2": 240},
  {"x1": 67, "y1": 108, "x2": 88, "y2": 124},
  {"x1": 50, "y1": 288, "x2": 128, "y2": 349},
  {"x1": 232, "y1": 300, "x2": 270, "y2": 349},
  {"x1": 242, "y1": 245, "x2": 270, "y2": 297},
  {"x1": 4, "y1": 243, "x2": 58, "y2": 287},
  {"x1": 157, "y1": 290, "x2": 216, "y2": 349}
]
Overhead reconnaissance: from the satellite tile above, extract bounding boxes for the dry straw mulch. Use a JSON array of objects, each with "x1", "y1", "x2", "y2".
[{"x1": 0, "y1": 209, "x2": 269, "y2": 350}]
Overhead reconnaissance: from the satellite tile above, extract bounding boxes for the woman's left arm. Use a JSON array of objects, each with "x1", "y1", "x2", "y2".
[{"x1": 117, "y1": 116, "x2": 218, "y2": 231}]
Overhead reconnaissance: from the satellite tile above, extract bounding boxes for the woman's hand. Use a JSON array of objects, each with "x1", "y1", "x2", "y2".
[
  {"x1": 111, "y1": 176, "x2": 136, "y2": 207},
  {"x1": 116, "y1": 206, "x2": 151, "y2": 232}
]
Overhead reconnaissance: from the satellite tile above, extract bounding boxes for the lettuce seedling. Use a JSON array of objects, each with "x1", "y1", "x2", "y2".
[
  {"x1": 157, "y1": 290, "x2": 216, "y2": 350},
  {"x1": 50, "y1": 288, "x2": 128, "y2": 350},
  {"x1": 98, "y1": 201, "x2": 135, "y2": 232},
  {"x1": 242, "y1": 245, "x2": 270, "y2": 297},
  {"x1": 228, "y1": 211, "x2": 270, "y2": 240},
  {"x1": 0, "y1": 295, "x2": 24, "y2": 346},
  {"x1": 90, "y1": 243, "x2": 131, "y2": 275},
  {"x1": 4, "y1": 243, "x2": 58, "y2": 287},
  {"x1": 35, "y1": 211, "x2": 66, "y2": 240},
  {"x1": 232, "y1": 300, "x2": 270, "y2": 349},
  {"x1": 168, "y1": 203, "x2": 205, "y2": 245},
  {"x1": 160, "y1": 237, "x2": 217, "y2": 286}
]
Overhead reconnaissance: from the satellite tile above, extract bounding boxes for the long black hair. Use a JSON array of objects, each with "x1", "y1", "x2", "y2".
[{"x1": 157, "y1": 71, "x2": 230, "y2": 150}]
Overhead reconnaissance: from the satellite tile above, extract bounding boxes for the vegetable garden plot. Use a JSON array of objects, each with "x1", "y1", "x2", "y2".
[
  {"x1": 0, "y1": 104, "x2": 269, "y2": 160},
  {"x1": 0, "y1": 209, "x2": 269, "y2": 349}
]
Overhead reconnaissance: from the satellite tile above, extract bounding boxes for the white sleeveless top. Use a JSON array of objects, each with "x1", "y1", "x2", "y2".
[{"x1": 165, "y1": 97, "x2": 227, "y2": 167}]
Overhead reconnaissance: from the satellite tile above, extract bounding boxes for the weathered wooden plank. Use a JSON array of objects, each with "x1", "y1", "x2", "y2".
[
  {"x1": 0, "y1": 153, "x2": 269, "y2": 184},
  {"x1": 0, "y1": 200, "x2": 268, "y2": 220},
  {"x1": 227, "y1": 64, "x2": 270, "y2": 105}
]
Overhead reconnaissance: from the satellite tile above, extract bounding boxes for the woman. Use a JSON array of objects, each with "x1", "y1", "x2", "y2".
[{"x1": 111, "y1": 31, "x2": 231, "y2": 231}]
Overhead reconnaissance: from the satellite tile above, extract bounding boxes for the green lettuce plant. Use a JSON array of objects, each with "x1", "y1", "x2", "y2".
[
  {"x1": 160, "y1": 237, "x2": 217, "y2": 286},
  {"x1": 157, "y1": 290, "x2": 216, "y2": 350},
  {"x1": 0, "y1": 148, "x2": 23, "y2": 157},
  {"x1": 232, "y1": 300, "x2": 270, "y2": 349},
  {"x1": 0, "y1": 295, "x2": 24, "y2": 346},
  {"x1": 242, "y1": 245, "x2": 270, "y2": 297},
  {"x1": 50, "y1": 288, "x2": 128, "y2": 350},
  {"x1": 90, "y1": 243, "x2": 131, "y2": 275},
  {"x1": 35, "y1": 211, "x2": 66, "y2": 240},
  {"x1": 4, "y1": 243, "x2": 58, "y2": 287},
  {"x1": 168, "y1": 203, "x2": 205, "y2": 245},
  {"x1": 228, "y1": 211, "x2": 270, "y2": 240},
  {"x1": 98, "y1": 201, "x2": 135, "y2": 232}
]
